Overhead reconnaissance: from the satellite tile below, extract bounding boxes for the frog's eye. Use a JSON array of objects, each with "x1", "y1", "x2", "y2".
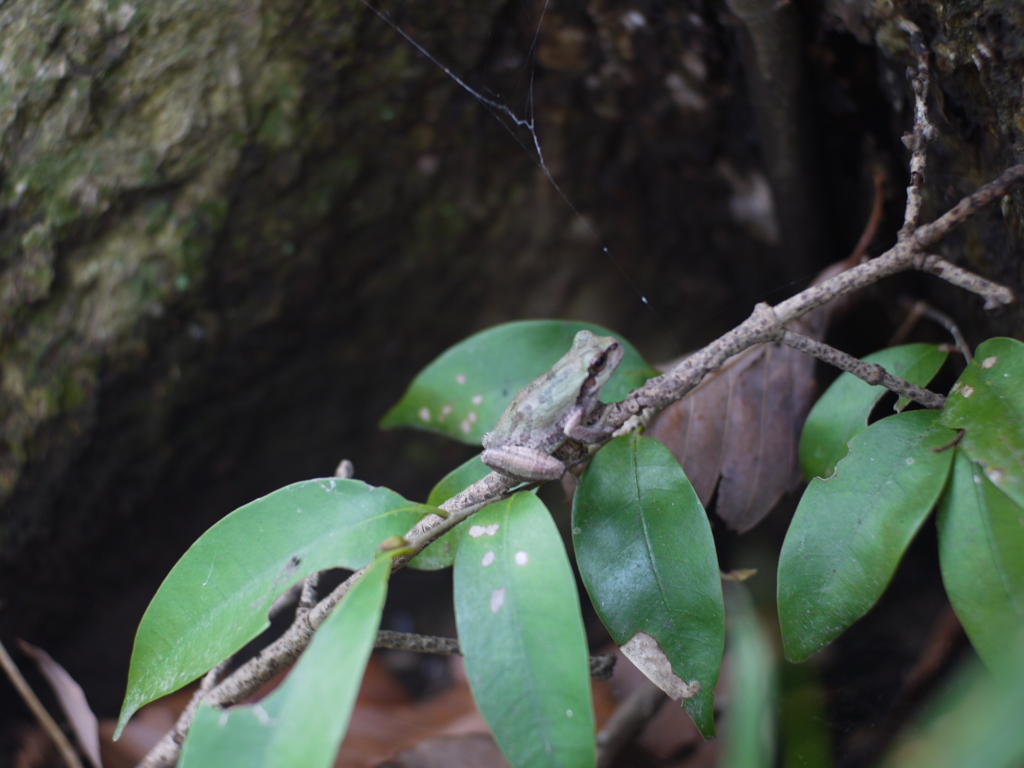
[{"x1": 591, "y1": 354, "x2": 607, "y2": 372}]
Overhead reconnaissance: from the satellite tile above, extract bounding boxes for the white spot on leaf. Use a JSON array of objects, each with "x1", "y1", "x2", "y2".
[
  {"x1": 469, "y1": 524, "x2": 500, "y2": 538},
  {"x1": 467, "y1": 411, "x2": 478, "y2": 424},
  {"x1": 472, "y1": 394, "x2": 483, "y2": 405},
  {"x1": 514, "y1": 551, "x2": 529, "y2": 566},
  {"x1": 481, "y1": 550, "x2": 495, "y2": 567},
  {"x1": 439, "y1": 405, "x2": 453, "y2": 420},
  {"x1": 961, "y1": 385, "x2": 975, "y2": 398},
  {"x1": 418, "y1": 407, "x2": 431, "y2": 422},
  {"x1": 981, "y1": 356, "x2": 998, "y2": 369},
  {"x1": 460, "y1": 419, "x2": 472, "y2": 434},
  {"x1": 253, "y1": 704, "x2": 272, "y2": 726},
  {"x1": 490, "y1": 587, "x2": 506, "y2": 613},
  {"x1": 986, "y1": 467, "x2": 1006, "y2": 484},
  {"x1": 456, "y1": 373, "x2": 467, "y2": 385}
]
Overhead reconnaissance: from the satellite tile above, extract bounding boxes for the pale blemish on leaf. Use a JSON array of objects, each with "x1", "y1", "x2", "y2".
[
  {"x1": 481, "y1": 550, "x2": 495, "y2": 567},
  {"x1": 418, "y1": 407, "x2": 431, "y2": 422},
  {"x1": 981, "y1": 356, "x2": 998, "y2": 369},
  {"x1": 514, "y1": 550, "x2": 529, "y2": 566},
  {"x1": 469, "y1": 523, "x2": 500, "y2": 538},
  {"x1": 490, "y1": 587, "x2": 506, "y2": 613},
  {"x1": 961, "y1": 385, "x2": 975, "y2": 397},
  {"x1": 439, "y1": 405, "x2": 453, "y2": 420},
  {"x1": 986, "y1": 467, "x2": 1006, "y2": 484},
  {"x1": 472, "y1": 394, "x2": 483, "y2": 405},
  {"x1": 253, "y1": 704, "x2": 273, "y2": 726},
  {"x1": 466, "y1": 411, "x2": 478, "y2": 424},
  {"x1": 621, "y1": 632, "x2": 700, "y2": 701},
  {"x1": 460, "y1": 419, "x2": 472, "y2": 434},
  {"x1": 456, "y1": 373, "x2": 467, "y2": 385}
]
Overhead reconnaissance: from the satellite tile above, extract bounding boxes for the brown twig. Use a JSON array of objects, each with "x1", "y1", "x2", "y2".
[
  {"x1": 890, "y1": 299, "x2": 971, "y2": 361},
  {"x1": 848, "y1": 164, "x2": 887, "y2": 264},
  {"x1": 898, "y1": 20, "x2": 936, "y2": 239},
  {"x1": 780, "y1": 329, "x2": 946, "y2": 408},
  {"x1": 373, "y1": 630, "x2": 617, "y2": 680}
]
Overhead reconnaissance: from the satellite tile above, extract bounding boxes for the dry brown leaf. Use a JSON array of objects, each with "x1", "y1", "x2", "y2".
[
  {"x1": 646, "y1": 339, "x2": 815, "y2": 532},
  {"x1": 18, "y1": 640, "x2": 101, "y2": 768},
  {"x1": 619, "y1": 633, "x2": 699, "y2": 703},
  {"x1": 647, "y1": 260, "x2": 850, "y2": 532},
  {"x1": 337, "y1": 655, "x2": 615, "y2": 767},
  {"x1": 372, "y1": 733, "x2": 510, "y2": 768}
]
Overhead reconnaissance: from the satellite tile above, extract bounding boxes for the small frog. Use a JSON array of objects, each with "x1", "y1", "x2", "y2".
[{"x1": 481, "y1": 330, "x2": 624, "y2": 482}]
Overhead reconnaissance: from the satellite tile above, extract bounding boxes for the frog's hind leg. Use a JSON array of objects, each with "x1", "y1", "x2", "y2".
[{"x1": 481, "y1": 445, "x2": 567, "y2": 483}]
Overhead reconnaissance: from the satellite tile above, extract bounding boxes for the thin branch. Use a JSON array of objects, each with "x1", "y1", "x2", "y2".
[
  {"x1": 914, "y1": 252, "x2": 1016, "y2": 310},
  {"x1": 913, "y1": 163, "x2": 1024, "y2": 250},
  {"x1": 898, "y1": 20, "x2": 935, "y2": 238},
  {"x1": 296, "y1": 572, "x2": 320, "y2": 616},
  {"x1": 373, "y1": 630, "x2": 617, "y2": 679},
  {"x1": 848, "y1": 164, "x2": 887, "y2": 263},
  {"x1": 780, "y1": 330, "x2": 946, "y2": 408},
  {"x1": 890, "y1": 299, "x2": 971, "y2": 361},
  {"x1": 375, "y1": 630, "x2": 461, "y2": 655},
  {"x1": 0, "y1": 638, "x2": 83, "y2": 768}
]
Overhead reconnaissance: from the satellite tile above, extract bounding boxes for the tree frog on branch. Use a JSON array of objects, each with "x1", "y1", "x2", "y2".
[{"x1": 481, "y1": 330, "x2": 624, "y2": 482}]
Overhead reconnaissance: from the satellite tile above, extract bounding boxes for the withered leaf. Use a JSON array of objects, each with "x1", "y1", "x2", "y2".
[{"x1": 647, "y1": 261, "x2": 845, "y2": 532}]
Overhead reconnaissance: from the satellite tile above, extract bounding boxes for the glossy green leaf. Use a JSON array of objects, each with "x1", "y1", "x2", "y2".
[
  {"x1": 411, "y1": 455, "x2": 493, "y2": 570},
  {"x1": 938, "y1": 452, "x2": 1024, "y2": 669},
  {"x1": 779, "y1": 410, "x2": 956, "y2": 661},
  {"x1": 454, "y1": 493, "x2": 595, "y2": 768},
  {"x1": 572, "y1": 433, "x2": 724, "y2": 738},
  {"x1": 179, "y1": 556, "x2": 390, "y2": 768},
  {"x1": 719, "y1": 585, "x2": 776, "y2": 768},
  {"x1": 381, "y1": 320, "x2": 657, "y2": 445},
  {"x1": 941, "y1": 337, "x2": 1024, "y2": 509},
  {"x1": 118, "y1": 480, "x2": 431, "y2": 735},
  {"x1": 800, "y1": 344, "x2": 947, "y2": 479}
]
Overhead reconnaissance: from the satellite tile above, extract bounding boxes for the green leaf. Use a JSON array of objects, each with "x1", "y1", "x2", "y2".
[
  {"x1": 799, "y1": 344, "x2": 947, "y2": 480},
  {"x1": 938, "y1": 452, "x2": 1024, "y2": 669},
  {"x1": 118, "y1": 480, "x2": 431, "y2": 735},
  {"x1": 779, "y1": 410, "x2": 956, "y2": 661},
  {"x1": 410, "y1": 455, "x2": 493, "y2": 570},
  {"x1": 719, "y1": 585, "x2": 776, "y2": 768},
  {"x1": 381, "y1": 320, "x2": 657, "y2": 445},
  {"x1": 941, "y1": 337, "x2": 1024, "y2": 509},
  {"x1": 179, "y1": 556, "x2": 390, "y2": 768},
  {"x1": 572, "y1": 433, "x2": 724, "y2": 738},
  {"x1": 779, "y1": 663, "x2": 831, "y2": 768},
  {"x1": 878, "y1": 644, "x2": 1024, "y2": 768},
  {"x1": 454, "y1": 493, "x2": 595, "y2": 768}
]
